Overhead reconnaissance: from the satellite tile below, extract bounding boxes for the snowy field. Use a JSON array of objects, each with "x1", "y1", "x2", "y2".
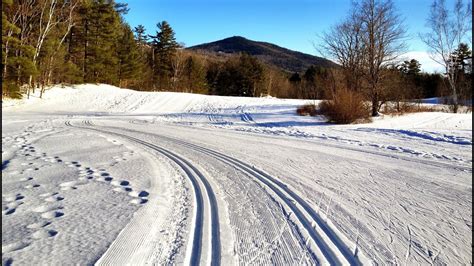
[{"x1": 2, "y1": 84, "x2": 472, "y2": 265}]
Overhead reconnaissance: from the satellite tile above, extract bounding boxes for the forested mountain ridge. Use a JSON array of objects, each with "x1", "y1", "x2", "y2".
[{"x1": 188, "y1": 36, "x2": 338, "y2": 73}]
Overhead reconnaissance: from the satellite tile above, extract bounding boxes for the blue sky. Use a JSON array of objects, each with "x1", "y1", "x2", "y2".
[{"x1": 122, "y1": 0, "x2": 459, "y2": 73}]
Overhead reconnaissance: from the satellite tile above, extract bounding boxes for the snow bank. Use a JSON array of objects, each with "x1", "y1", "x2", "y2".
[
  {"x1": 2, "y1": 84, "x2": 308, "y2": 114},
  {"x1": 3, "y1": 83, "x2": 471, "y2": 131}
]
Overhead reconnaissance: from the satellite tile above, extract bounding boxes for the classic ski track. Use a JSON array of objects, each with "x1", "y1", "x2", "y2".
[
  {"x1": 65, "y1": 120, "x2": 221, "y2": 266},
  {"x1": 138, "y1": 120, "x2": 470, "y2": 172},
  {"x1": 83, "y1": 120, "x2": 364, "y2": 265}
]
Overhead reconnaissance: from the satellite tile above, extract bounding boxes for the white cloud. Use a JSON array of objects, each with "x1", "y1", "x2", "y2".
[{"x1": 401, "y1": 51, "x2": 445, "y2": 74}]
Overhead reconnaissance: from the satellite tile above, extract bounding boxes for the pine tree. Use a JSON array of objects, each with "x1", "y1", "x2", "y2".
[
  {"x1": 117, "y1": 24, "x2": 142, "y2": 87},
  {"x1": 133, "y1": 24, "x2": 148, "y2": 44},
  {"x1": 451, "y1": 43, "x2": 472, "y2": 74},
  {"x1": 450, "y1": 43, "x2": 472, "y2": 103},
  {"x1": 149, "y1": 21, "x2": 179, "y2": 90},
  {"x1": 400, "y1": 59, "x2": 421, "y2": 75},
  {"x1": 80, "y1": 0, "x2": 121, "y2": 84},
  {"x1": 183, "y1": 55, "x2": 208, "y2": 94},
  {"x1": 2, "y1": 0, "x2": 37, "y2": 98}
]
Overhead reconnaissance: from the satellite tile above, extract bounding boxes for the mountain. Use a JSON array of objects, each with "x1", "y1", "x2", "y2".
[{"x1": 187, "y1": 36, "x2": 338, "y2": 73}]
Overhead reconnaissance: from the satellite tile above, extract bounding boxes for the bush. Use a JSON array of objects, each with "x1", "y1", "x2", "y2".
[
  {"x1": 296, "y1": 103, "x2": 317, "y2": 116},
  {"x1": 381, "y1": 102, "x2": 441, "y2": 114},
  {"x1": 318, "y1": 89, "x2": 370, "y2": 124},
  {"x1": 2, "y1": 81, "x2": 22, "y2": 99}
]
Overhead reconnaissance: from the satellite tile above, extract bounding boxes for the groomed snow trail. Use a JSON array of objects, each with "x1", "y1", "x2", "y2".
[
  {"x1": 68, "y1": 120, "x2": 221, "y2": 266},
  {"x1": 2, "y1": 85, "x2": 471, "y2": 265},
  {"x1": 78, "y1": 120, "x2": 367, "y2": 265}
]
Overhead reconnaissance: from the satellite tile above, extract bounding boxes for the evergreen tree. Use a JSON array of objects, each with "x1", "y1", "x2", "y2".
[
  {"x1": 117, "y1": 24, "x2": 142, "y2": 87},
  {"x1": 149, "y1": 21, "x2": 179, "y2": 90},
  {"x1": 303, "y1": 65, "x2": 328, "y2": 99},
  {"x1": 399, "y1": 59, "x2": 421, "y2": 75},
  {"x1": 289, "y1": 72, "x2": 302, "y2": 83},
  {"x1": 2, "y1": 0, "x2": 37, "y2": 98},
  {"x1": 450, "y1": 43, "x2": 472, "y2": 102},
  {"x1": 133, "y1": 24, "x2": 148, "y2": 44},
  {"x1": 211, "y1": 54, "x2": 264, "y2": 96},
  {"x1": 86, "y1": 0, "x2": 121, "y2": 84},
  {"x1": 183, "y1": 55, "x2": 208, "y2": 94},
  {"x1": 451, "y1": 43, "x2": 472, "y2": 74}
]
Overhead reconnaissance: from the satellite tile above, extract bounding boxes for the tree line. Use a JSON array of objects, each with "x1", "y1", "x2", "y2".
[
  {"x1": 2, "y1": 0, "x2": 472, "y2": 114},
  {"x1": 320, "y1": 0, "x2": 471, "y2": 114}
]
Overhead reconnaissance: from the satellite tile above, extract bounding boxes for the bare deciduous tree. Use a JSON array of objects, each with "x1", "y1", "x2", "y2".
[
  {"x1": 360, "y1": 0, "x2": 407, "y2": 116},
  {"x1": 42, "y1": 0, "x2": 80, "y2": 98},
  {"x1": 320, "y1": 0, "x2": 407, "y2": 116},
  {"x1": 420, "y1": 0, "x2": 472, "y2": 113},
  {"x1": 320, "y1": 3, "x2": 365, "y2": 92},
  {"x1": 171, "y1": 48, "x2": 186, "y2": 92}
]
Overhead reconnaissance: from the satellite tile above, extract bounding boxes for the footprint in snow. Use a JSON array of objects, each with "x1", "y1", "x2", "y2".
[
  {"x1": 41, "y1": 210, "x2": 64, "y2": 219},
  {"x1": 19, "y1": 176, "x2": 34, "y2": 181},
  {"x1": 2, "y1": 197, "x2": 24, "y2": 216},
  {"x1": 128, "y1": 190, "x2": 149, "y2": 198},
  {"x1": 65, "y1": 161, "x2": 82, "y2": 168},
  {"x1": 3, "y1": 208, "x2": 17, "y2": 215},
  {"x1": 31, "y1": 204, "x2": 64, "y2": 220},
  {"x1": 130, "y1": 198, "x2": 148, "y2": 204},
  {"x1": 128, "y1": 190, "x2": 149, "y2": 204},
  {"x1": 32, "y1": 229, "x2": 58, "y2": 239},
  {"x1": 44, "y1": 195, "x2": 64, "y2": 202},
  {"x1": 3, "y1": 193, "x2": 25, "y2": 202},
  {"x1": 22, "y1": 167, "x2": 40, "y2": 172},
  {"x1": 111, "y1": 180, "x2": 130, "y2": 186},
  {"x1": 59, "y1": 180, "x2": 87, "y2": 190},
  {"x1": 26, "y1": 221, "x2": 52, "y2": 229},
  {"x1": 113, "y1": 187, "x2": 133, "y2": 193},
  {"x1": 25, "y1": 184, "x2": 41, "y2": 189}
]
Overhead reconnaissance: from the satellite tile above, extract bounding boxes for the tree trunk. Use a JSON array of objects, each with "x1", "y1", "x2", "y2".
[
  {"x1": 450, "y1": 82, "x2": 459, "y2": 113},
  {"x1": 371, "y1": 91, "x2": 378, "y2": 116}
]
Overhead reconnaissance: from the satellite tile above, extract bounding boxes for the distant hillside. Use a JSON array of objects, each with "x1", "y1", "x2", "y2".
[{"x1": 187, "y1": 36, "x2": 338, "y2": 73}]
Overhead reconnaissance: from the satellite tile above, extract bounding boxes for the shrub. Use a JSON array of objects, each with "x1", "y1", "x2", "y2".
[
  {"x1": 382, "y1": 102, "x2": 441, "y2": 114},
  {"x1": 318, "y1": 89, "x2": 370, "y2": 124},
  {"x1": 296, "y1": 103, "x2": 317, "y2": 116},
  {"x1": 2, "y1": 81, "x2": 22, "y2": 99}
]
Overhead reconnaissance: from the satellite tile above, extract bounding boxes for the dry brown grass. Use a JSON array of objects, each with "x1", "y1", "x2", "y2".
[
  {"x1": 296, "y1": 103, "x2": 318, "y2": 116},
  {"x1": 318, "y1": 89, "x2": 371, "y2": 124},
  {"x1": 382, "y1": 102, "x2": 442, "y2": 115}
]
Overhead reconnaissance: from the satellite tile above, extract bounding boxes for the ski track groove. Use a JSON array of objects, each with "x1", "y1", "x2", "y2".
[
  {"x1": 80, "y1": 120, "x2": 364, "y2": 265},
  {"x1": 66, "y1": 120, "x2": 220, "y2": 266}
]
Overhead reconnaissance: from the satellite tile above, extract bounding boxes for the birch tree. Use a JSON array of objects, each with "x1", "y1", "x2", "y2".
[{"x1": 420, "y1": 0, "x2": 472, "y2": 112}]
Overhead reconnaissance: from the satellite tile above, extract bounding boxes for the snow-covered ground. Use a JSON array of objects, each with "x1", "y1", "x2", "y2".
[{"x1": 2, "y1": 84, "x2": 472, "y2": 265}]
